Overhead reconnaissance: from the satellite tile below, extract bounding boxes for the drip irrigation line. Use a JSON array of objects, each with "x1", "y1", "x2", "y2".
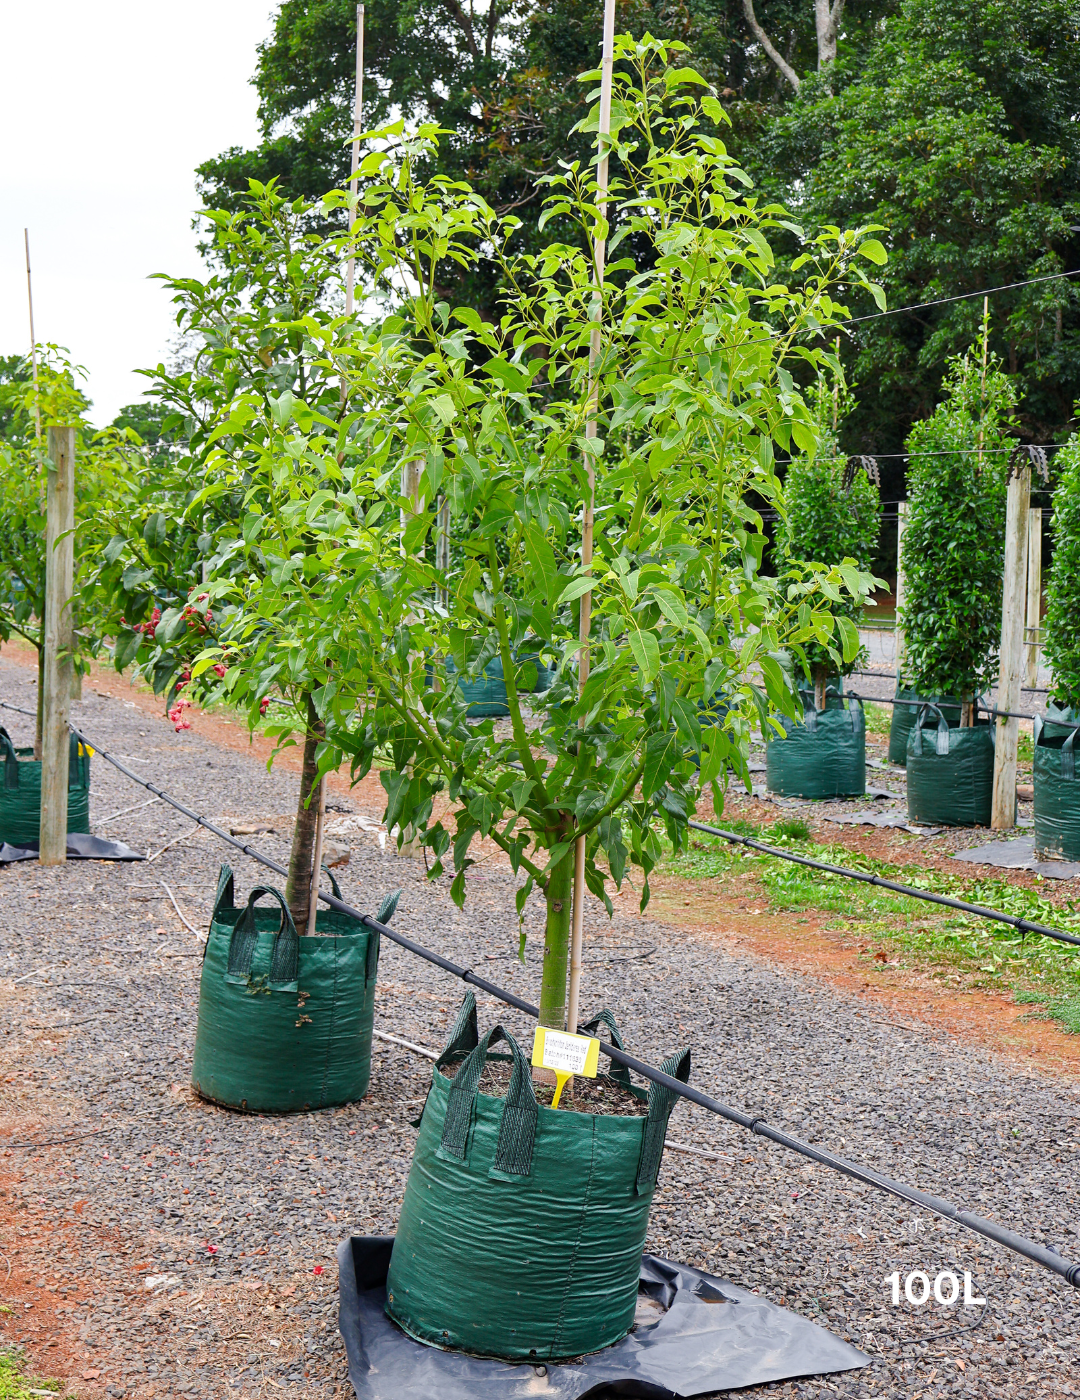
[
  {"x1": 687, "y1": 818, "x2": 1080, "y2": 950},
  {"x1": 37, "y1": 718, "x2": 1080, "y2": 1290},
  {"x1": 845, "y1": 267, "x2": 1080, "y2": 325}
]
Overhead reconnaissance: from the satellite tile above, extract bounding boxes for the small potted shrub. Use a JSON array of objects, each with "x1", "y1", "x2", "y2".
[
  {"x1": 767, "y1": 381, "x2": 881, "y2": 798},
  {"x1": 318, "y1": 38, "x2": 881, "y2": 1360},
  {"x1": 1035, "y1": 431, "x2": 1080, "y2": 858},
  {"x1": 898, "y1": 342, "x2": 1015, "y2": 825}
]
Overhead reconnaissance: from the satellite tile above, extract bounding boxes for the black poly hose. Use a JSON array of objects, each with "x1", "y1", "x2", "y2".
[
  {"x1": 17, "y1": 714, "x2": 1075, "y2": 1291},
  {"x1": 686, "y1": 819, "x2": 1080, "y2": 950}
]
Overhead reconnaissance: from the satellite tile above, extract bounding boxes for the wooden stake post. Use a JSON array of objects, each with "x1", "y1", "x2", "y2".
[
  {"x1": 566, "y1": 0, "x2": 616, "y2": 1040},
  {"x1": 1025, "y1": 507, "x2": 1043, "y2": 690},
  {"x1": 894, "y1": 502, "x2": 908, "y2": 677},
  {"x1": 991, "y1": 460, "x2": 1031, "y2": 830},
  {"x1": 40, "y1": 427, "x2": 76, "y2": 864}
]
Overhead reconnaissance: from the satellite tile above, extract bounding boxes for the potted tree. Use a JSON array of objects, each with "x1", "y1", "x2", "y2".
[
  {"x1": 311, "y1": 38, "x2": 882, "y2": 1359},
  {"x1": 90, "y1": 185, "x2": 383, "y2": 1112},
  {"x1": 1035, "y1": 431, "x2": 1080, "y2": 859},
  {"x1": 767, "y1": 379, "x2": 881, "y2": 798},
  {"x1": 898, "y1": 340, "x2": 1016, "y2": 826}
]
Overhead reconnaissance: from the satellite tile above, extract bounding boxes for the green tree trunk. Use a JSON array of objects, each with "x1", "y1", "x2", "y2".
[
  {"x1": 284, "y1": 693, "x2": 324, "y2": 928},
  {"x1": 538, "y1": 838, "x2": 573, "y2": 1030}
]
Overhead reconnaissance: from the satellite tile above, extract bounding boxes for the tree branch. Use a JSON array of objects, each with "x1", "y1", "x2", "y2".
[
  {"x1": 437, "y1": 0, "x2": 480, "y2": 60},
  {"x1": 815, "y1": 0, "x2": 846, "y2": 67},
  {"x1": 741, "y1": 0, "x2": 801, "y2": 91}
]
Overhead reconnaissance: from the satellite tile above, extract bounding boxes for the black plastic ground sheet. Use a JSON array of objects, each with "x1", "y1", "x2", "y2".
[
  {"x1": 337, "y1": 1236, "x2": 869, "y2": 1399},
  {"x1": 0, "y1": 832, "x2": 144, "y2": 862}
]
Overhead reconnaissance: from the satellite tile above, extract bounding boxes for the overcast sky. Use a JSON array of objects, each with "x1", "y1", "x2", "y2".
[{"x1": 1, "y1": 1, "x2": 277, "y2": 426}]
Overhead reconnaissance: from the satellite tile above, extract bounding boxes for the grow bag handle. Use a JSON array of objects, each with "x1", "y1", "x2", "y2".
[
  {"x1": 212, "y1": 864, "x2": 236, "y2": 920},
  {"x1": 912, "y1": 703, "x2": 951, "y2": 757},
  {"x1": 0, "y1": 727, "x2": 88, "y2": 791},
  {"x1": 226, "y1": 885, "x2": 299, "y2": 988},
  {"x1": 636, "y1": 1045, "x2": 692, "y2": 1194},
  {"x1": 438, "y1": 1021, "x2": 537, "y2": 1179},
  {"x1": 0, "y1": 728, "x2": 19, "y2": 792},
  {"x1": 580, "y1": 1009, "x2": 633, "y2": 1090},
  {"x1": 1061, "y1": 725, "x2": 1078, "y2": 781}
]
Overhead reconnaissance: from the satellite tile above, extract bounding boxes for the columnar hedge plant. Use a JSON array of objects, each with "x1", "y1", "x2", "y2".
[
  {"x1": 899, "y1": 346, "x2": 1017, "y2": 724},
  {"x1": 775, "y1": 379, "x2": 881, "y2": 708},
  {"x1": 1043, "y1": 432, "x2": 1080, "y2": 714},
  {"x1": 265, "y1": 37, "x2": 883, "y2": 1033}
]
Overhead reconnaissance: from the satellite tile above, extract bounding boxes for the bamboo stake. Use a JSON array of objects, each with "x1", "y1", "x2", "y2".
[
  {"x1": 312, "y1": 4, "x2": 363, "y2": 933},
  {"x1": 894, "y1": 502, "x2": 909, "y2": 678},
  {"x1": 345, "y1": 4, "x2": 365, "y2": 320},
  {"x1": 24, "y1": 231, "x2": 41, "y2": 447},
  {"x1": 566, "y1": 0, "x2": 615, "y2": 1040}
]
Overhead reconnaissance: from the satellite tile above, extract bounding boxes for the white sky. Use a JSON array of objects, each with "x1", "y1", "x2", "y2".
[{"x1": 1, "y1": 1, "x2": 277, "y2": 426}]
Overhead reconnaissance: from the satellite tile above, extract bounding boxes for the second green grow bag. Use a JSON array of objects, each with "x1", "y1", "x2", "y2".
[
  {"x1": 765, "y1": 687, "x2": 865, "y2": 799},
  {"x1": 906, "y1": 705, "x2": 995, "y2": 827},
  {"x1": 191, "y1": 867, "x2": 379, "y2": 1114},
  {"x1": 0, "y1": 727, "x2": 91, "y2": 847},
  {"x1": 444, "y1": 653, "x2": 555, "y2": 718},
  {"x1": 1033, "y1": 708, "x2": 1080, "y2": 861},
  {"x1": 888, "y1": 688, "x2": 964, "y2": 766},
  {"x1": 385, "y1": 995, "x2": 689, "y2": 1362}
]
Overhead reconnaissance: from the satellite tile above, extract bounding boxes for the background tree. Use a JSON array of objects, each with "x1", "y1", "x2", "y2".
[
  {"x1": 0, "y1": 348, "x2": 129, "y2": 750},
  {"x1": 775, "y1": 376, "x2": 881, "y2": 706},
  {"x1": 898, "y1": 336, "x2": 1017, "y2": 722}
]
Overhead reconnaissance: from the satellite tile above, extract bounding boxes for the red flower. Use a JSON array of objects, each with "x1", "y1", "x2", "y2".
[
  {"x1": 312, "y1": 1265, "x2": 324, "y2": 1276},
  {"x1": 259, "y1": 697, "x2": 271, "y2": 716},
  {"x1": 205, "y1": 1244, "x2": 218, "y2": 1256},
  {"x1": 213, "y1": 663, "x2": 227, "y2": 678}
]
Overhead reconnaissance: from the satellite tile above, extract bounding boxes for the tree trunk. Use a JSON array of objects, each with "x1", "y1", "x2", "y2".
[
  {"x1": 960, "y1": 696, "x2": 974, "y2": 728},
  {"x1": 537, "y1": 839, "x2": 574, "y2": 1031},
  {"x1": 814, "y1": 667, "x2": 827, "y2": 713},
  {"x1": 815, "y1": 0, "x2": 845, "y2": 68},
  {"x1": 741, "y1": 0, "x2": 801, "y2": 90},
  {"x1": 285, "y1": 693, "x2": 324, "y2": 927},
  {"x1": 34, "y1": 644, "x2": 44, "y2": 759}
]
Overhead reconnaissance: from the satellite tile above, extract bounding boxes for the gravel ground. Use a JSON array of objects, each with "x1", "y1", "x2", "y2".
[{"x1": 1, "y1": 654, "x2": 1079, "y2": 1399}]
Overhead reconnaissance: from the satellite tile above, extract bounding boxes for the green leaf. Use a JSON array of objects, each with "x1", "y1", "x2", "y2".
[
  {"x1": 642, "y1": 730, "x2": 678, "y2": 800},
  {"x1": 857, "y1": 238, "x2": 887, "y2": 266},
  {"x1": 557, "y1": 574, "x2": 596, "y2": 605},
  {"x1": 626, "y1": 625, "x2": 660, "y2": 682}
]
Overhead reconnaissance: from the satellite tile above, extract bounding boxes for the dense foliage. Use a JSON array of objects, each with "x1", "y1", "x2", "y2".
[
  {"x1": 198, "y1": 0, "x2": 1080, "y2": 464},
  {"x1": 1043, "y1": 434, "x2": 1080, "y2": 713},
  {"x1": 899, "y1": 345, "x2": 1016, "y2": 704},
  {"x1": 190, "y1": 38, "x2": 875, "y2": 1030},
  {"x1": 775, "y1": 382, "x2": 881, "y2": 693}
]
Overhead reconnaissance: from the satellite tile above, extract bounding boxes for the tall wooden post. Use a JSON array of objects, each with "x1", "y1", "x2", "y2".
[
  {"x1": 566, "y1": 0, "x2": 616, "y2": 1039},
  {"x1": 991, "y1": 460, "x2": 1031, "y2": 830},
  {"x1": 894, "y1": 502, "x2": 908, "y2": 679},
  {"x1": 1025, "y1": 506, "x2": 1043, "y2": 691},
  {"x1": 40, "y1": 427, "x2": 76, "y2": 864}
]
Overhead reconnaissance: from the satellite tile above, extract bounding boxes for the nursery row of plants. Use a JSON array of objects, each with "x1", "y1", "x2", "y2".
[{"x1": 4, "y1": 37, "x2": 1080, "y2": 1364}]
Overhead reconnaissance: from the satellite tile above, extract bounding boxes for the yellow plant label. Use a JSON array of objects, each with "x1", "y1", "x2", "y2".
[{"x1": 532, "y1": 1028, "x2": 601, "y2": 1108}]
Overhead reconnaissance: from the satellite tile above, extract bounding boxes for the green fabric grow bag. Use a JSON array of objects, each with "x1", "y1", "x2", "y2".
[
  {"x1": 1033, "y1": 709, "x2": 1080, "y2": 861},
  {"x1": 191, "y1": 867, "x2": 379, "y2": 1114},
  {"x1": 905, "y1": 705, "x2": 995, "y2": 827},
  {"x1": 888, "y1": 689, "x2": 963, "y2": 766},
  {"x1": 0, "y1": 727, "x2": 91, "y2": 847},
  {"x1": 765, "y1": 688, "x2": 865, "y2": 799},
  {"x1": 445, "y1": 653, "x2": 555, "y2": 718},
  {"x1": 385, "y1": 995, "x2": 689, "y2": 1362}
]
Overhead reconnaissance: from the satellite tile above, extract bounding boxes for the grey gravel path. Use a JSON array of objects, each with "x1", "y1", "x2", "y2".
[{"x1": 1, "y1": 654, "x2": 1078, "y2": 1398}]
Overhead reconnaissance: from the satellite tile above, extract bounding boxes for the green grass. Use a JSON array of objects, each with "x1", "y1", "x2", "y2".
[
  {"x1": 0, "y1": 1352, "x2": 63, "y2": 1398},
  {"x1": 665, "y1": 826, "x2": 1080, "y2": 1034},
  {"x1": 863, "y1": 701, "x2": 892, "y2": 737}
]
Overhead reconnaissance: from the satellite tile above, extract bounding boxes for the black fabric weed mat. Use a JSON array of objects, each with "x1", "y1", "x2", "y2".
[
  {"x1": 0, "y1": 833, "x2": 144, "y2": 862},
  {"x1": 337, "y1": 1235, "x2": 869, "y2": 1399}
]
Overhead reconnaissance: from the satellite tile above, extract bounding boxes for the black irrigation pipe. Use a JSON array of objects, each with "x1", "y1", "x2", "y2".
[
  {"x1": 687, "y1": 818, "x2": 1080, "y2": 950},
  {"x1": 0, "y1": 705, "x2": 1065, "y2": 1290}
]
